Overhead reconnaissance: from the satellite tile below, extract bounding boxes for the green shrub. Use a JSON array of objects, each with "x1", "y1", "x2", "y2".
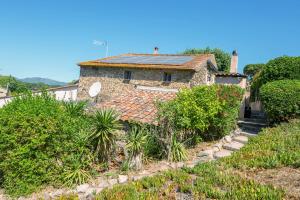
[
  {"x1": 157, "y1": 85, "x2": 244, "y2": 140},
  {"x1": 251, "y1": 56, "x2": 300, "y2": 99},
  {"x1": 208, "y1": 85, "x2": 244, "y2": 139},
  {"x1": 260, "y1": 80, "x2": 300, "y2": 123},
  {"x1": 0, "y1": 93, "x2": 93, "y2": 196}
]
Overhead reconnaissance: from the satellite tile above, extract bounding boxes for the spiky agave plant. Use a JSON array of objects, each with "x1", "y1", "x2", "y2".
[
  {"x1": 63, "y1": 101, "x2": 87, "y2": 116},
  {"x1": 89, "y1": 109, "x2": 121, "y2": 163},
  {"x1": 126, "y1": 125, "x2": 148, "y2": 170},
  {"x1": 170, "y1": 135, "x2": 188, "y2": 162},
  {"x1": 126, "y1": 126, "x2": 148, "y2": 157}
]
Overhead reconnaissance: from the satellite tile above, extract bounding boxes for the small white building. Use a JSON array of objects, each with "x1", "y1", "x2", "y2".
[
  {"x1": 215, "y1": 50, "x2": 247, "y2": 89},
  {"x1": 0, "y1": 88, "x2": 8, "y2": 98}
]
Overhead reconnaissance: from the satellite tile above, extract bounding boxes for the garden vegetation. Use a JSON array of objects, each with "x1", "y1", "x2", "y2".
[
  {"x1": 94, "y1": 119, "x2": 300, "y2": 200},
  {"x1": 0, "y1": 93, "x2": 119, "y2": 197},
  {"x1": 0, "y1": 85, "x2": 244, "y2": 197},
  {"x1": 153, "y1": 85, "x2": 244, "y2": 161}
]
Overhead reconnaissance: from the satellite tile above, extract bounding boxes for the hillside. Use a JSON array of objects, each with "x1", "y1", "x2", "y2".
[
  {"x1": 0, "y1": 75, "x2": 56, "y2": 95},
  {"x1": 19, "y1": 77, "x2": 66, "y2": 86}
]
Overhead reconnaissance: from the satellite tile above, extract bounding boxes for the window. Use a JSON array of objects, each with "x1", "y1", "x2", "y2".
[
  {"x1": 207, "y1": 74, "x2": 211, "y2": 82},
  {"x1": 163, "y1": 72, "x2": 172, "y2": 83},
  {"x1": 124, "y1": 71, "x2": 132, "y2": 80}
]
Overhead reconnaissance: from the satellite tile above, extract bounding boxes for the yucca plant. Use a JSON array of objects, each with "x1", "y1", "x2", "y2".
[
  {"x1": 126, "y1": 126, "x2": 148, "y2": 170},
  {"x1": 89, "y1": 109, "x2": 121, "y2": 163},
  {"x1": 63, "y1": 101, "x2": 87, "y2": 116},
  {"x1": 170, "y1": 135, "x2": 188, "y2": 162},
  {"x1": 126, "y1": 126, "x2": 148, "y2": 157}
]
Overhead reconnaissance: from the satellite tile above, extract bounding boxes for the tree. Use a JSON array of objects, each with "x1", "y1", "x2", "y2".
[
  {"x1": 250, "y1": 56, "x2": 300, "y2": 100},
  {"x1": 243, "y1": 64, "x2": 265, "y2": 80},
  {"x1": 183, "y1": 47, "x2": 231, "y2": 72}
]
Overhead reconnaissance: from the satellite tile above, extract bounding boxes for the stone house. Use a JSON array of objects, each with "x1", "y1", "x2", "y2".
[
  {"x1": 78, "y1": 52, "x2": 217, "y2": 102},
  {"x1": 77, "y1": 51, "x2": 218, "y2": 123}
]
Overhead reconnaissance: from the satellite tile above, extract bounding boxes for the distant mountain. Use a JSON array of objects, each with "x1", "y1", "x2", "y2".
[{"x1": 19, "y1": 77, "x2": 66, "y2": 86}]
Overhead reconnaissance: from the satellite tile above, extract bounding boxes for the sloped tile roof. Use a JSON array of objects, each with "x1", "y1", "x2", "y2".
[
  {"x1": 78, "y1": 53, "x2": 217, "y2": 72},
  {"x1": 96, "y1": 89, "x2": 176, "y2": 124}
]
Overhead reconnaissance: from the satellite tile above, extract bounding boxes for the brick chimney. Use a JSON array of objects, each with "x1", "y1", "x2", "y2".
[
  {"x1": 153, "y1": 47, "x2": 159, "y2": 54},
  {"x1": 230, "y1": 50, "x2": 238, "y2": 73}
]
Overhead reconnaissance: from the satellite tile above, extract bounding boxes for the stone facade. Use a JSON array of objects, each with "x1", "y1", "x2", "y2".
[{"x1": 78, "y1": 66, "x2": 212, "y2": 101}]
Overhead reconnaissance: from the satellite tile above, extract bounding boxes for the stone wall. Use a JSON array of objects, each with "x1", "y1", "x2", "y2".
[{"x1": 78, "y1": 66, "x2": 210, "y2": 101}]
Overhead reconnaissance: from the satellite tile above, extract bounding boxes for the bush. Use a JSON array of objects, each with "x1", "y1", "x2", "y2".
[
  {"x1": 260, "y1": 80, "x2": 300, "y2": 123},
  {"x1": 0, "y1": 93, "x2": 93, "y2": 196},
  {"x1": 157, "y1": 85, "x2": 244, "y2": 140},
  {"x1": 251, "y1": 56, "x2": 300, "y2": 99}
]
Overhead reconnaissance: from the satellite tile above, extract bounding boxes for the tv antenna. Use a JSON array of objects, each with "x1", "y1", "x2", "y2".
[{"x1": 93, "y1": 40, "x2": 109, "y2": 57}]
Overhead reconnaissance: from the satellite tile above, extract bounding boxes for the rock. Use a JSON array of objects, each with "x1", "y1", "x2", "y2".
[
  {"x1": 212, "y1": 146, "x2": 220, "y2": 152},
  {"x1": 157, "y1": 164, "x2": 170, "y2": 172},
  {"x1": 118, "y1": 175, "x2": 128, "y2": 184},
  {"x1": 98, "y1": 179, "x2": 110, "y2": 188},
  {"x1": 233, "y1": 135, "x2": 248, "y2": 144},
  {"x1": 184, "y1": 161, "x2": 196, "y2": 168},
  {"x1": 43, "y1": 192, "x2": 51, "y2": 200},
  {"x1": 50, "y1": 189, "x2": 64, "y2": 198},
  {"x1": 77, "y1": 183, "x2": 90, "y2": 193},
  {"x1": 223, "y1": 141, "x2": 244, "y2": 151},
  {"x1": 177, "y1": 162, "x2": 185, "y2": 168},
  {"x1": 85, "y1": 187, "x2": 99, "y2": 199},
  {"x1": 132, "y1": 174, "x2": 149, "y2": 181},
  {"x1": 224, "y1": 135, "x2": 232, "y2": 143},
  {"x1": 213, "y1": 142, "x2": 223, "y2": 151},
  {"x1": 108, "y1": 178, "x2": 118, "y2": 186},
  {"x1": 213, "y1": 149, "x2": 233, "y2": 159},
  {"x1": 198, "y1": 149, "x2": 214, "y2": 158}
]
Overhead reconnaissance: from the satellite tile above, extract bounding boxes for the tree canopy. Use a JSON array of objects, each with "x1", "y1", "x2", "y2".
[
  {"x1": 251, "y1": 56, "x2": 300, "y2": 100},
  {"x1": 182, "y1": 47, "x2": 231, "y2": 72},
  {"x1": 243, "y1": 63, "x2": 265, "y2": 80}
]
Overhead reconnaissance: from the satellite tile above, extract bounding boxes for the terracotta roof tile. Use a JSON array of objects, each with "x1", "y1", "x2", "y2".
[{"x1": 96, "y1": 89, "x2": 176, "y2": 124}]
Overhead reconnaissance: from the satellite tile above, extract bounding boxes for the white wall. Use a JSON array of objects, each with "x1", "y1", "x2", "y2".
[
  {"x1": 215, "y1": 76, "x2": 247, "y2": 89},
  {"x1": 0, "y1": 85, "x2": 78, "y2": 108}
]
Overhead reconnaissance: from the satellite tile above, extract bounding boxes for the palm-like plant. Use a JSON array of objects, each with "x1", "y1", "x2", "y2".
[
  {"x1": 63, "y1": 101, "x2": 87, "y2": 116},
  {"x1": 126, "y1": 126, "x2": 148, "y2": 157},
  {"x1": 126, "y1": 126, "x2": 148, "y2": 170},
  {"x1": 89, "y1": 109, "x2": 121, "y2": 163},
  {"x1": 170, "y1": 135, "x2": 187, "y2": 162}
]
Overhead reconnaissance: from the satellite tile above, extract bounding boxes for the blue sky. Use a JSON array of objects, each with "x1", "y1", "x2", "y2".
[{"x1": 0, "y1": 0, "x2": 299, "y2": 82}]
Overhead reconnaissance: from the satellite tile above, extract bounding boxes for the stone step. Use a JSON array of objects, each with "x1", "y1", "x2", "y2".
[
  {"x1": 238, "y1": 120, "x2": 267, "y2": 127},
  {"x1": 233, "y1": 135, "x2": 248, "y2": 144},
  {"x1": 213, "y1": 149, "x2": 233, "y2": 159},
  {"x1": 242, "y1": 118, "x2": 266, "y2": 124},
  {"x1": 223, "y1": 141, "x2": 245, "y2": 151},
  {"x1": 239, "y1": 125, "x2": 262, "y2": 133},
  {"x1": 240, "y1": 131, "x2": 258, "y2": 137}
]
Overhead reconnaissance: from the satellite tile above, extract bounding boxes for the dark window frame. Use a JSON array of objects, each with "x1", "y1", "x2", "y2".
[
  {"x1": 163, "y1": 72, "x2": 172, "y2": 83},
  {"x1": 124, "y1": 70, "x2": 132, "y2": 81}
]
